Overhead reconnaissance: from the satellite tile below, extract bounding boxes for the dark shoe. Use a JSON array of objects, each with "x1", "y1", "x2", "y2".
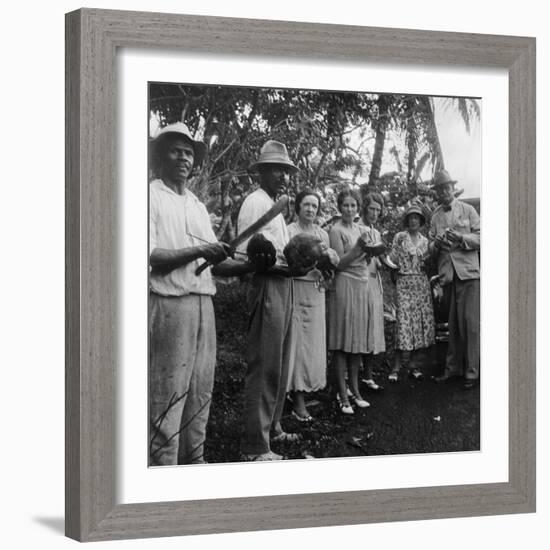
[
  {"x1": 462, "y1": 379, "x2": 479, "y2": 390},
  {"x1": 270, "y1": 431, "x2": 301, "y2": 443},
  {"x1": 291, "y1": 410, "x2": 313, "y2": 423},
  {"x1": 433, "y1": 374, "x2": 458, "y2": 384},
  {"x1": 241, "y1": 451, "x2": 282, "y2": 461}
]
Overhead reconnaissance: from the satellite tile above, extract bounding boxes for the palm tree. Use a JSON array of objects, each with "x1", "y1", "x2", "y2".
[
  {"x1": 367, "y1": 94, "x2": 391, "y2": 187},
  {"x1": 417, "y1": 96, "x2": 480, "y2": 176}
]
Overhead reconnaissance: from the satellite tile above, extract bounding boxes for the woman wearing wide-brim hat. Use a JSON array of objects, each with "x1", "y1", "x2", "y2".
[{"x1": 386, "y1": 203, "x2": 436, "y2": 383}]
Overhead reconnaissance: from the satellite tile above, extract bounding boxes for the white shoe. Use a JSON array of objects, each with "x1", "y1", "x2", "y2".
[
  {"x1": 350, "y1": 394, "x2": 370, "y2": 408},
  {"x1": 362, "y1": 378, "x2": 381, "y2": 391},
  {"x1": 340, "y1": 402, "x2": 354, "y2": 415},
  {"x1": 337, "y1": 394, "x2": 354, "y2": 415},
  {"x1": 410, "y1": 369, "x2": 424, "y2": 380}
]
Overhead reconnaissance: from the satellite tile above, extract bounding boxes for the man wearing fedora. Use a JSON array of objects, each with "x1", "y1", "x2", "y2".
[
  {"x1": 429, "y1": 169, "x2": 481, "y2": 390},
  {"x1": 148, "y1": 122, "x2": 230, "y2": 465},
  {"x1": 236, "y1": 140, "x2": 299, "y2": 461}
]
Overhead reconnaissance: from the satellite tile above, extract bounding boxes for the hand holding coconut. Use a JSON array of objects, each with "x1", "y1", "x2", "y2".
[
  {"x1": 246, "y1": 233, "x2": 277, "y2": 273},
  {"x1": 283, "y1": 233, "x2": 339, "y2": 277}
]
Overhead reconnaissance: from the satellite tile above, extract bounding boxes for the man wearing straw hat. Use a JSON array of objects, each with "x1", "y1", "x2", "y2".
[
  {"x1": 237, "y1": 140, "x2": 300, "y2": 461},
  {"x1": 148, "y1": 122, "x2": 230, "y2": 465},
  {"x1": 429, "y1": 169, "x2": 481, "y2": 390}
]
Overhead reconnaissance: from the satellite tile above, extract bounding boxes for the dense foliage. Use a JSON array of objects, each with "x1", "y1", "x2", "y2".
[{"x1": 149, "y1": 83, "x2": 479, "y2": 244}]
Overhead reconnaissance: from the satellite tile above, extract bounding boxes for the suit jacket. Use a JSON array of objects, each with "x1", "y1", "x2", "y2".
[{"x1": 428, "y1": 199, "x2": 480, "y2": 285}]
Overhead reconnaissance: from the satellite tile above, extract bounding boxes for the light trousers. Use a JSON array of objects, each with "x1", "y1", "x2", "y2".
[{"x1": 149, "y1": 293, "x2": 216, "y2": 465}]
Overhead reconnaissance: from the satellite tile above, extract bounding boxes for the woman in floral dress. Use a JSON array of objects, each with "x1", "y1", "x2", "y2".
[{"x1": 387, "y1": 204, "x2": 435, "y2": 381}]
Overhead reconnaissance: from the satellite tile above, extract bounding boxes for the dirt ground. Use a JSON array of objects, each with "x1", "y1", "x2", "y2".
[{"x1": 205, "y1": 280, "x2": 480, "y2": 463}]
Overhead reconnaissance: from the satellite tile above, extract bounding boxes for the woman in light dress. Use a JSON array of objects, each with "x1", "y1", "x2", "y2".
[
  {"x1": 361, "y1": 193, "x2": 386, "y2": 391},
  {"x1": 387, "y1": 204, "x2": 435, "y2": 381},
  {"x1": 286, "y1": 190, "x2": 330, "y2": 421},
  {"x1": 327, "y1": 189, "x2": 373, "y2": 415}
]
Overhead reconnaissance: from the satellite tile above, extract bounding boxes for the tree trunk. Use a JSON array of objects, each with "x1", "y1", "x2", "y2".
[
  {"x1": 406, "y1": 126, "x2": 418, "y2": 197},
  {"x1": 406, "y1": 101, "x2": 418, "y2": 185},
  {"x1": 414, "y1": 152, "x2": 430, "y2": 182},
  {"x1": 424, "y1": 97, "x2": 445, "y2": 172},
  {"x1": 216, "y1": 177, "x2": 236, "y2": 242},
  {"x1": 368, "y1": 96, "x2": 389, "y2": 187}
]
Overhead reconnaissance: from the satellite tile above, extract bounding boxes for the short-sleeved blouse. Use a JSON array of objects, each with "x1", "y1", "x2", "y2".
[{"x1": 329, "y1": 221, "x2": 368, "y2": 279}]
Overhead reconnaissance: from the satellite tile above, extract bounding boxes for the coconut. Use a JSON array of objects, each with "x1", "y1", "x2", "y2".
[
  {"x1": 284, "y1": 233, "x2": 327, "y2": 272},
  {"x1": 246, "y1": 233, "x2": 277, "y2": 270}
]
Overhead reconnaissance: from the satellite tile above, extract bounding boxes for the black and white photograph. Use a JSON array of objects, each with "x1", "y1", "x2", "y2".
[
  {"x1": 3, "y1": 0, "x2": 543, "y2": 546},
  {"x1": 147, "y1": 82, "x2": 481, "y2": 466}
]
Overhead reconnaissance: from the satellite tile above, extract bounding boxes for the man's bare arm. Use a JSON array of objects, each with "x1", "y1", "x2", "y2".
[
  {"x1": 211, "y1": 258, "x2": 256, "y2": 277},
  {"x1": 150, "y1": 243, "x2": 228, "y2": 275}
]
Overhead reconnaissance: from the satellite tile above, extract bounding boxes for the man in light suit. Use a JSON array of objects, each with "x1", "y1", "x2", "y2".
[{"x1": 429, "y1": 170, "x2": 480, "y2": 389}]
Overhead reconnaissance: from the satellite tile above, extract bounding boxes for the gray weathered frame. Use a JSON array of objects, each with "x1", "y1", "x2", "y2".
[{"x1": 65, "y1": 8, "x2": 536, "y2": 542}]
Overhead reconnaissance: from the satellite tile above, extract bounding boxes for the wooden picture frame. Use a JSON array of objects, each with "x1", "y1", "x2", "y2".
[{"x1": 65, "y1": 8, "x2": 536, "y2": 542}]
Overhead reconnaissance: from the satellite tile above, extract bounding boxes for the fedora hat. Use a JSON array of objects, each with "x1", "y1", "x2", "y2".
[
  {"x1": 150, "y1": 122, "x2": 207, "y2": 167},
  {"x1": 249, "y1": 140, "x2": 298, "y2": 174},
  {"x1": 431, "y1": 169, "x2": 457, "y2": 188},
  {"x1": 402, "y1": 204, "x2": 426, "y2": 227}
]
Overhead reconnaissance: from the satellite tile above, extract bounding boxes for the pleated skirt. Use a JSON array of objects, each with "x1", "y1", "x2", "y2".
[{"x1": 328, "y1": 273, "x2": 370, "y2": 354}]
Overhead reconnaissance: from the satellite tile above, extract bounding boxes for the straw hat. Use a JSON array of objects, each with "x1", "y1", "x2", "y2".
[
  {"x1": 249, "y1": 140, "x2": 298, "y2": 173},
  {"x1": 150, "y1": 122, "x2": 207, "y2": 167}
]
